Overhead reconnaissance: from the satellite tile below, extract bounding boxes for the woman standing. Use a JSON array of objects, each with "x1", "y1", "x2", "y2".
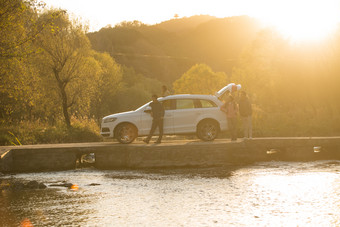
[{"x1": 221, "y1": 95, "x2": 239, "y2": 141}]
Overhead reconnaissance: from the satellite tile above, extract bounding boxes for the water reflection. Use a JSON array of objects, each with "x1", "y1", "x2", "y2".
[
  {"x1": 20, "y1": 218, "x2": 33, "y2": 227},
  {"x1": 1, "y1": 161, "x2": 340, "y2": 226}
]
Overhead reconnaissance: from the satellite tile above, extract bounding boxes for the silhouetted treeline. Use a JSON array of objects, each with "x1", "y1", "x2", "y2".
[{"x1": 87, "y1": 16, "x2": 262, "y2": 83}]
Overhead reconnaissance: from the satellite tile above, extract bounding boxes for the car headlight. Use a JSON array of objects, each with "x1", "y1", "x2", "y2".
[{"x1": 103, "y1": 117, "x2": 117, "y2": 123}]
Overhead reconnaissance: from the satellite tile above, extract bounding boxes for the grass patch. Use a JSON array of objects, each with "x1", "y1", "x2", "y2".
[{"x1": 0, "y1": 118, "x2": 103, "y2": 146}]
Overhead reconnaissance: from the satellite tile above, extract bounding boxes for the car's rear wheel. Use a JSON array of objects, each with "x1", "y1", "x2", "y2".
[
  {"x1": 197, "y1": 120, "x2": 219, "y2": 141},
  {"x1": 115, "y1": 123, "x2": 137, "y2": 144}
]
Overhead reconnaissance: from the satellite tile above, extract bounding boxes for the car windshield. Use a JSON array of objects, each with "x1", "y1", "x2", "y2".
[
  {"x1": 135, "y1": 98, "x2": 166, "y2": 111},
  {"x1": 135, "y1": 101, "x2": 151, "y2": 111}
]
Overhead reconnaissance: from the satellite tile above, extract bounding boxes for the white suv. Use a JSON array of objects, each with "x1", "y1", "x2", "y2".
[{"x1": 101, "y1": 83, "x2": 241, "y2": 144}]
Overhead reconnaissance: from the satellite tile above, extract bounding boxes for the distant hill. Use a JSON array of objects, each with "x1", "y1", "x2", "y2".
[
  {"x1": 154, "y1": 15, "x2": 216, "y2": 33},
  {"x1": 87, "y1": 15, "x2": 263, "y2": 83}
]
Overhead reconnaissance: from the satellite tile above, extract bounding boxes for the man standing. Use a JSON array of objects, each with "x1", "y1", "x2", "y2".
[
  {"x1": 239, "y1": 91, "x2": 252, "y2": 139},
  {"x1": 161, "y1": 85, "x2": 171, "y2": 97},
  {"x1": 143, "y1": 94, "x2": 165, "y2": 144}
]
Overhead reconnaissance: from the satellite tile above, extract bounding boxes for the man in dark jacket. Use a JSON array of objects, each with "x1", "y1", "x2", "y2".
[
  {"x1": 143, "y1": 94, "x2": 165, "y2": 144},
  {"x1": 239, "y1": 91, "x2": 252, "y2": 139}
]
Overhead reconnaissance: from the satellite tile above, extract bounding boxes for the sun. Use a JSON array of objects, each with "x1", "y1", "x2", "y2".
[{"x1": 254, "y1": 0, "x2": 340, "y2": 43}]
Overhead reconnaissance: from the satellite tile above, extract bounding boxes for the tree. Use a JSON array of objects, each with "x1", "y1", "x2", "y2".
[
  {"x1": 231, "y1": 29, "x2": 289, "y2": 108},
  {"x1": 173, "y1": 64, "x2": 228, "y2": 94},
  {"x1": 35, "y1": 10, "x2": 94, "y2": 127},
  {"x1": 0, "y1": 57, "x2": 41, "y2": 122},
  {"x1": 108, "y1": 66, "x2": 163, "y2": 114},
  {"x1": 89, "y1": 51, "x2": 122, "y2": 121},
  {"x1": 0, "y1": 0, "x2": 48, "y2": 122},
  {"x1": 0, "y1": 0, "x2": 58, "y2": 59}
]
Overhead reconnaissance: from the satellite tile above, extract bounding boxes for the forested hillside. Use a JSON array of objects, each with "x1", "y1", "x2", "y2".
[
  {"x1": 87, "y1": 16, "x2": 262, "y2": 83},
  {"x1": 1, "y1": 0, "x2": 340, "y2": 145}
]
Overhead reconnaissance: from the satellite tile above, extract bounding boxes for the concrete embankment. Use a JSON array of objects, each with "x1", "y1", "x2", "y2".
[{"x1": 1, "y1": 137, "x2": 340, "y2": 173}]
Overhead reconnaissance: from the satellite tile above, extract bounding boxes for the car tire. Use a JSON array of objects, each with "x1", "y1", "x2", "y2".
[
  {"x1": 115, "y1": 123, "x2": 137, "y2": 144},
  {"x1": 197, "y1": 120, "x2": 219, "y2": 141}
]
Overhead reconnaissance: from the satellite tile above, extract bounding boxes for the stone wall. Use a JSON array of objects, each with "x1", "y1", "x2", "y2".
[
  {"x1": 1, "y1": 137, "x2": 340, "y2": 173},
  {"x1": 0, "y1": 150, "x2": 12, "y2": 172},
  {"x1": 1, "y1": 148, "x2": 77, "y2": 173},
  {"x1": 95, "y1": 138, "x2": 340, "y2": 169}
]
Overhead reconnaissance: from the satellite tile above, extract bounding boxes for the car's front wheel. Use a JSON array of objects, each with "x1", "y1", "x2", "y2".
[
  {"x1": 197, "y1": 120, "x2": 219, "y2": 141},
  {"x1": 115, "y1": 123, "x2": 137, "y2": 144}
]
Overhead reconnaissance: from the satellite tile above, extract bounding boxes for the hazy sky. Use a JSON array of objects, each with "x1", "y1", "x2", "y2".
[
  {"x1": 43, "y1": 0, "x2": 340, "y2": 41},
  {"x1": 43, "y1": 0, "x2": 262, "y2": 30}
]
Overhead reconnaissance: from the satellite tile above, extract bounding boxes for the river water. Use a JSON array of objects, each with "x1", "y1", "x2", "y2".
[{"x1": 1, "y1": 160, "x2": 340, "y2": 226}]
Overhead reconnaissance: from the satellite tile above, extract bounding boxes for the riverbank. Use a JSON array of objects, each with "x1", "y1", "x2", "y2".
[{"x1": 1, "y1": 137, "x2": 340, "y2": 173}]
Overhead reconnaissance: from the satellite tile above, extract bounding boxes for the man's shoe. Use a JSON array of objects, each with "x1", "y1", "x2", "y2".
[
  {"x1": 154, "y1": 141, "x2": 161, "y2": 144},
  {"x1": 143, "y1": 139, "x2": 149, "y2": 144}
]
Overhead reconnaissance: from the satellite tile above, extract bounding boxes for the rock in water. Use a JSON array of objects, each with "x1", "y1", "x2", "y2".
[
  {"x1": 39, "y1": 183, "x2": 47, "y2": 189},
  {"x1": 26, "y1": 180, "x2": 40, "y2": 189},
  {"x1": 49, "y1": 182, "x2": 73, "y2": 188}
]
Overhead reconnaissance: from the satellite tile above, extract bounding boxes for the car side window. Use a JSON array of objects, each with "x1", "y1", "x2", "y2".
[
  {"x1": 194, "y1": 99, "x2": 202, "y2": 108},
  {"x1": 200, "y1": 99, "x2": 217, "y2": 108},
  {"x1": 176, "y1": 99, "x2": 195, "y2": 109}
]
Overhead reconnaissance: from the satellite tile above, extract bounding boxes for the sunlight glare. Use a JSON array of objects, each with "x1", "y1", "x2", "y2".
[
  {"x1": 254, "y1": 0, "x2": 340, "y2": 42},
  {"x1": 44, "y1": 0, "x2": 340, "y2": 36}
]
